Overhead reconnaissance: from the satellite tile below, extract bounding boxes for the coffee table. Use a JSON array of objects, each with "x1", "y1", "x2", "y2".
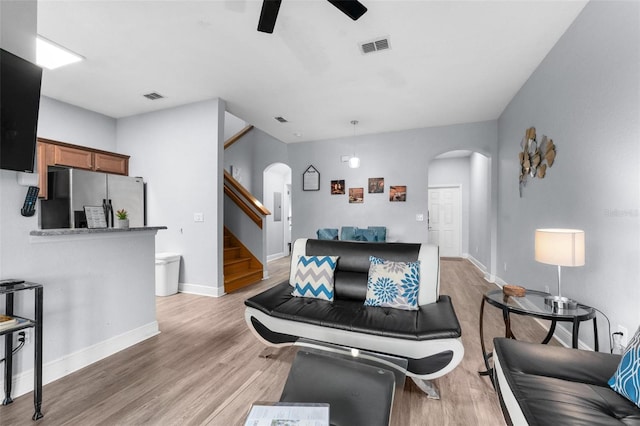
[{"x1": 280, "y1": 346, "x2": 397, "y2": 426}]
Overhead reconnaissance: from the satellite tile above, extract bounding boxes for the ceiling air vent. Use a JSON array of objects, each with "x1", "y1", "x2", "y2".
[
  {"x1": 360, "y1": 37, "x2": 391, "y2": 55},
  {"x1": 143, "y1": 92, "x2": 164, "y2": 100},
  {"x1": 274, "y1": 116, "x2": 288, "y2": 123}
]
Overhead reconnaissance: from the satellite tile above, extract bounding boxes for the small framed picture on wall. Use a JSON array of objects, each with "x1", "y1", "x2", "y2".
[
  {"x1": 331, "y1": 180, "x2": 345, "y2": 194},
  {"x1": 303, "y1": 165, "x2": 320, "y2": 191},
  {"x1": 368, "y1": 177, "x2": 384, "y2": 193},
  {"x1": 389, "y1": 186, "x2": 407, "y2": 202},
  {"x1": 349, "y1": 188, "x2": 364, "y2": 203}
]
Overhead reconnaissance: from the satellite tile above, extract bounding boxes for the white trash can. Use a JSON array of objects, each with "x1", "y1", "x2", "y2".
[{"x1": 155, "y1": 252, "x2": 181, "y2": 296}]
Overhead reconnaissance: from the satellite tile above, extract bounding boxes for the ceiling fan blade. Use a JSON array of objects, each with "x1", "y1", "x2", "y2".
[
  {"x1": 257, "y1": 0, "x2": 282, "y2": 33},
  {"x1": 327, "y1": 0, "x2": 367, "y2": 21}
]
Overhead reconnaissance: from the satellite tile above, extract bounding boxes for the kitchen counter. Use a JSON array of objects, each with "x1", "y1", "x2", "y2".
[
  {"x1": 7, "y1": 224, "x2": 166, "y2": 400},
  {"x1": 30, "y1": 226, "x2": 167, "y2": 237}
]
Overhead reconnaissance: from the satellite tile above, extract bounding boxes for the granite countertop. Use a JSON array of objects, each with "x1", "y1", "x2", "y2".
[{"x1": 30, "y1": 226, "x2": 167, "y2": 236}]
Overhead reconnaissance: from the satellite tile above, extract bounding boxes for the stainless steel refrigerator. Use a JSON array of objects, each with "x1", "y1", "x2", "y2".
[{"x1": 40, "y1": 168, "x2": 145, "y2": 229}]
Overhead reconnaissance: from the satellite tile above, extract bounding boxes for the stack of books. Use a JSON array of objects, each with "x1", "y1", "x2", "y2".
[{"x1": 0, "y1": 314, "x2": 19, "y2": 330}]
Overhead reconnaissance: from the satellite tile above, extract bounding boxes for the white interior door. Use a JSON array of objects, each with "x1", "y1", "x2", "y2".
[{"x1": 428, "y1": 186, "x2": 462, "y2": 257}]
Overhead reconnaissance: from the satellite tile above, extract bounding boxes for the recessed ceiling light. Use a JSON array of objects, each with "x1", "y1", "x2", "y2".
[{"x1": 36, "y1": 36, "x2": 83, "y2": 70}]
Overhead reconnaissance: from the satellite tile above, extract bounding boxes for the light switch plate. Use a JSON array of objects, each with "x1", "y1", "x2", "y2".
[
  {"x1": 416, "y1": 214, "x2": 424, "y2": 221},
  {"x1": 194, "y1": 213, "x2": 204, "y2": 222}
]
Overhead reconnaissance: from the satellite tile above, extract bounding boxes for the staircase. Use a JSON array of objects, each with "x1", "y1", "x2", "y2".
[{"x1": 224, "y1": 227, "x2": 263, "y2": 293}]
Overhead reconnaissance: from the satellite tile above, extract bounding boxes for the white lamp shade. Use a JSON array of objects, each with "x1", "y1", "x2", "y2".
[
  {"x1": 348, "y1": 156, "x2": 360, "y2": 168},
  {"x1": 535, "y1": 229, "x2": 585, "y2": 267}
]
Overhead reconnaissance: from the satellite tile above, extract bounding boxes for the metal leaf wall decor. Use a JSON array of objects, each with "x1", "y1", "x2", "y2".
[{"x1": 519, "y1": 127, "x2": 556, "y2": 197}]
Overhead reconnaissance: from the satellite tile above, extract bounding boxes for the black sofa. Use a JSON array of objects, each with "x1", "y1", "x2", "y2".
[
  {"x1": 494, "y1": 338, "x2": 640, "y2": 425},
  {"x1": 244, "y1": 238, "x2": 464, "y2": 398}
]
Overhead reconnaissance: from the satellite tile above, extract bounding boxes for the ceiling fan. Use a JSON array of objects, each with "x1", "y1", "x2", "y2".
[{"x1": 258, "y1": 0, "x2": 367, "y2": 34}]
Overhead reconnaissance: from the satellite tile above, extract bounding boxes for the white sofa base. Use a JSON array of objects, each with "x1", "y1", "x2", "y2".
[{"x1": 245, "y1": 307, "x2": 464, "y2": 381}]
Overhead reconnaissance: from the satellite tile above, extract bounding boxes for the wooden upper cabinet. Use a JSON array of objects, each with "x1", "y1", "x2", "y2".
[
  {"x1": 94, "y1": 152, "x2": 129, "y2": 175},
  {"x1": 53, "y1": 145, "x2": 93, "y2": 170},
  {"x1": 37, "y1": 138, "x2": 130, "y2": 199},
  {"x1": 37, "y1": 142, "x2": 53, "y2": 199}
]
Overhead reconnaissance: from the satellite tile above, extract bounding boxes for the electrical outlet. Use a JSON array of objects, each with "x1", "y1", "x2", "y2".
[
  {"x1": 544, "y1": 285, "x2": 550, "y2": 293},
  {"x1": 17, "y1": 330, "x2": 30, "y2": 345},
  {"x1": 618, "y1": 325, "x2": 629, "y2": 347},
  {"x1": 193, "y1": 213, "x2": 204, "y2": 222},
  {"x1": 416, "y1": 214, "x2": 424, "y2": 222}
]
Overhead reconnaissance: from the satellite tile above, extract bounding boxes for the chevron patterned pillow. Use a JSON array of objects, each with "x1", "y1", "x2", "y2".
[
  {"x1": 292, "y1": 255, "x2": 339, "y2": 301},
  {"x1": 609, "y1": 325, "x2": 640, "y2": 408}
]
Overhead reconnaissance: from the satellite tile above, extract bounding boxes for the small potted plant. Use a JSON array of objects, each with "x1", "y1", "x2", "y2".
[{"x1": 115, "y1": 209, "x2": 129, "y2": 229}]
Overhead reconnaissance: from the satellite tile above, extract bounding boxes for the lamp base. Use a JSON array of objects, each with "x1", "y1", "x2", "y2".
[{"x1": 544, "y1": 295, "x2": 578, "y2": 310}]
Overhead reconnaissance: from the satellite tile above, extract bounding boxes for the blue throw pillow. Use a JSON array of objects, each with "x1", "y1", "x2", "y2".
[
  {"x1": 368, "y1": 226, "x2": 386, "y2": 242},
  {"x1": 292, "y1": 255, "x2": 338, "y2": 301},
  {"x1": 316, "y1": 228, "x2": 339, "y2": 240},
  {"x1": 609, "y1": 326, "x2": 640, "y2": 408},
  {"x1": 364, "y1": 256, "x2": 420, "y2": 310},
  {"x1": 340, "y1": 226, "x2": 357, "y2": 241},
  {"x1": 354, "y1": 228, "x2": 377, "y2": 241}
]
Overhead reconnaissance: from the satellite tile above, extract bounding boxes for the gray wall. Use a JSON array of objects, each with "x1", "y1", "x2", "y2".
[
  {"x1": 288, "y1": 121, "x2": 498, "y2": 249},
  {"x1": 469, "y1": 153, "x2": 491, "y2": 271},
  {"x1": 117, "y1": 99, "x2": 226, "y2": 296},
  {"x1": 224, "y1": 126, "x2": 289, "y2": 198},
  {"x1": 38, "y1": 97, "x2": 117, "y2": 150},
  {"x1": 497, "y1": 0, "x2": 640, "y2": 344}
]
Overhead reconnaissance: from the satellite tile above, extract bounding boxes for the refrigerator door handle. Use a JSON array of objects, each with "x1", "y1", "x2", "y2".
[
  {"x1": 102, "y1": 199, "x2": 109, "y2": 226},
  {"x1": 108, "y1": 199, "x2": 114, "y2": 227}
]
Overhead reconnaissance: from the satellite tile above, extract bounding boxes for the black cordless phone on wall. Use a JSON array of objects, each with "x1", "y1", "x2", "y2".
[{"x1": 21, "y1": 186, "x2": 39, "y2": 217}]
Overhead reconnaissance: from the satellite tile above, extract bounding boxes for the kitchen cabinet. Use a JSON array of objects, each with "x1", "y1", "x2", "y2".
[
  {"x1": 37, "y1": 138, "x2": 130, "y2": 199},
  {"x1": 94, "y1": 152, "x2": 128, "y2": 175},
  {"x1": 53, "y1": 144, "x2": 93, "y2": 170}
]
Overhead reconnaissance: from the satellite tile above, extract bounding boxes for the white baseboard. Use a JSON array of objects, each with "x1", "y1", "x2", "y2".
[
  {"x1": 267, "y1": 252, "x2": 286, "y2": 262},
  {"x1": 1, "y1": 321, "x2": 160, "y2": 399},
  {"x1": 178, "y1": 283, "x2": 225, "y2": 297},
  {"x1": 463, "y1": 254, "x2": 495, "y2": 282}
]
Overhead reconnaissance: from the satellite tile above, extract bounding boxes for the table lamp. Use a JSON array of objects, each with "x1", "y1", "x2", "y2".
[{"x1": 534, "y1": 229, "x2": 585, "y2": 309}]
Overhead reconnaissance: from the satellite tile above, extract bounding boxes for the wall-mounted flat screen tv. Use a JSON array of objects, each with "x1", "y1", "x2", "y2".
[{"x1": 1, "y1": 48, "x2": 43, "y2": 173}]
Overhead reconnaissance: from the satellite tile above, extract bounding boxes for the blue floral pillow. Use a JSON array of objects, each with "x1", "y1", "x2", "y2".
[
  {"x1": 609, "y1": 325, "x2": 640, "y2": 408},
  {"x1": 364, "y1": 256, "x2": 420, "y2": 310}
]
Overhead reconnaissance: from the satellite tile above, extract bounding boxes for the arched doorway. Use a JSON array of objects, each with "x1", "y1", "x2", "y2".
[
  {"x1": 264, "y1": 163, "x2": 292, "y2": 261},
  {"x1": 428, "y1": 150, "x2": 493, "y2": 276}
]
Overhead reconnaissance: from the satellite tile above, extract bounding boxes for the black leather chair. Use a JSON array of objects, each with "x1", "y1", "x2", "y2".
[{"x1": 493, "y1": 338, "x2": 640, "y2": 425}]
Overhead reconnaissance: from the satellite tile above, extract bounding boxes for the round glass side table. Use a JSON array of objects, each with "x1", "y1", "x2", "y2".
[{"x1": 479, "y1": 288, "x2": 598, "y2": 377}]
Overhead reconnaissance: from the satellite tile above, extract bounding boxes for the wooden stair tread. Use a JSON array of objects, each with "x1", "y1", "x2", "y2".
[
  {"x1": 223, "y1": 226, "x2": 263, "y2": 293},
  {"x1": 224, "y1": 268, "x2": 262, "y2": 280},
  {"x1": 224, "y1": 256, "x2": 251, "y2": 265}
]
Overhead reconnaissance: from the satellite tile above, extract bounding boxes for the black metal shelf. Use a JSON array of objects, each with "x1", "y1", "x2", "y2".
[{"x1": 1, "y1": 281, "x2": 43, "y2": 420}]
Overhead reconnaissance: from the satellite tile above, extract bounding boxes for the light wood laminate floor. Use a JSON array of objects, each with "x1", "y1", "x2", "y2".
[{"x1": 1, "y1": 257, "x2": 557, "y2": 425}]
